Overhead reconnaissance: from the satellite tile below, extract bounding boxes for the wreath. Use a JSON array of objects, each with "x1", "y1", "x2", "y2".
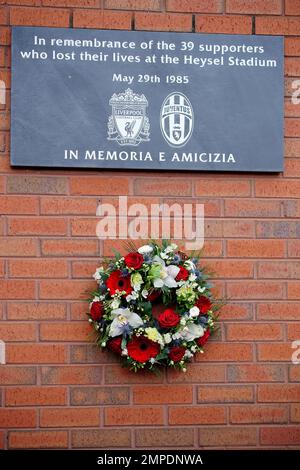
[{"x1": 87, "y1": 241, "x2": 221, "y2": 372}]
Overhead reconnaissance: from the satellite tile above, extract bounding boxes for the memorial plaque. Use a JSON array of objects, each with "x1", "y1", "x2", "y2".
[{"x1": 11, "y1": 26, "x2": 284, "y2": 171}]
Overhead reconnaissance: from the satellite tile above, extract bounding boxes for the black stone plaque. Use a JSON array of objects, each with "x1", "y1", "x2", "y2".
[{"x1": 11, "y1": 26, "x2": 284, "y2": 172}]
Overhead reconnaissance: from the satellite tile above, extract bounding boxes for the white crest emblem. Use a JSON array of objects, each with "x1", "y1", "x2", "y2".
[
  {"x1": 107, "y1": 88, "x2": 150, "y2": 146},
  {"x1": 160, "y1": 92, "x2": 193, "y2": 147}
]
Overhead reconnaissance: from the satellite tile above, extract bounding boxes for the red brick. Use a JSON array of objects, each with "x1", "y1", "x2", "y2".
[
  {"x1": 286, "y1": 118, "x2": 300, "y2": 137},
  {"x1": 202, "y1": 240, "x2": 223, "y2": 257},
  {"x1": 7, "y1": 175, "x2": 67, "y2": 194},
  {"x1": 285, "y1": 0, "x2": 300, "y2": 15},
  {"x1": 40, "y1": 407, "x2": 100, "y2": 427},
  {"x1": 258, "y1": 261, "x2": 300, "y2": 279},
  {"x1": 0, "y1": 409, "x2": 36, "y2": 428},
  {"x1": 288, "y1": 282, "x2": 300, "y2": 299},
  {"x1": 196, "y1": 14, "x2": 252, "y2": 34},
  {"x1": 258, "y1": 384, "x2": 300, "y2": 402},
  {"x1": 219, "y1": 303, "x2": 253, "y2": 321},
  {"x1": 71, "y1": 218, "x2": 98, "y2": 236},
  {"x1": 106, "y1": 0, "x2": 160, "y2": 9},
  {"x1": 226, "y1": 323, "x2": 283, "y2": 341},
  {"x1": 0, "y1": 6, "x2": 7, "y2": 24},
  {"x1": 206, "y1": 260, "x2": 254, "y2": 278},
  {"x1": 285, "y1": 159, "x2": 300, "y2": 176},
  {"x1": 258, "y1": 343, "x2": 293, "y2": 362},
  {"x1": 256, "y1": 179, "x2": 300, "y2": 197},
  {"x1": 225, "y1": 199, "x2": 281, "y2": 217},
  {"x1": 70, "y1": 176, "x2": 129, "y2": 195},
  {"x1": 169, "y1": 406, "x2": 226, "y2": 425},
  {"x1": 134, "y1": 178, "x2": 192, "y2": 196},
  {"x1": 7, "y1": 344, "x2": 66, "y2": 364},
  {"x1": 226, "y1": 0, "x2": 282, "y2": 14},
  {"x1": 0, "y1": 68, "x2": 9, "y2": 87},
  {"x1": 43, "y1": 0, "x2": 98, "y2": 6},
  {"x1": 291, "y1": 404, "x2": 300, "y2": 422},
  {"x1": 256, "y1": 17, "x2": 300, "y2": 35},
  {"x1": 227, "y1": 281, "x2": 284, "y2": 299},
  {"x1": 8, "y1": 217, "x2": 67, "y2": 235},
  {"x1": 231, "y1": 405, "x2": 287, "y2": 424},
  {"x1": 0, "y1": 237, "x2": 37, "y2": 256},
  {"x1": 257, "y1": 302, "x2": 300, "y2": 320},
  {"x1": 199, "y1": 427, "x2": 257, "y2": 446},
  {"x1": 10, "y1": 7, "x2": 70, "y2": 27},
  {"x1": 133, "y1": 385, "x2": 193, "y2": 404},
  {"x1": 0, "y1": 323, "x2": 36, "y2": 342},
  {"x1": 41, "y1": 366, "x2": 102, "y2": 384},
  {"x1": 285, "y1": 139, "x2": 300, "y2": 158},
  {"x1": 284, "y1": 37, "x2": 300, "y2": 56},
  {"x1": 71, "y1": 302, "x2": 88, "y2": 320},
  {"x1": 260, "y1": 427, "x2": 300, "y2": 445},
  {"x1": 40, "y1": 196, "x2": 97, "y2": 215},
  {"x1": 137, "y1": 428, "x2": 194, "y2": 447},
  {"x1": 40, "y1": 322, "x2": 90, "y2": 341},
  {"x1": 167, "y1": 364, "x2": 225, "y2": 383},
  {"x1": 9, "y1": 259, "x2": 68, "y2": 278},
  {"x1": 0, "y1": 26, "x2": 10, "y2": 45},
  {"x1": 285, "y1": 101, "x2": 300, "y2": 118},
  {"x1": 71, "y1": 429, "x2": 131, "y2": 448},
  {"x1": 73, "y1": 9, "x2": 132, "y2": 29},
  {"x1": 135, "y1": 12, "x2": 192, "y2": 31},
  {"x1": 105, "y1": 364, "x2": 164, "y2": 384},
  {"x1": 105, "y1": 406, "x2": 164, "y2": 426},
  {"x1": 7, "y1": 302, "x2": 67, "y2": 320},
  {"x1": 0, "y1": 280, "x2": 36, "y2": 299},
  {"x1": 41, "y1": 239, "x2": 99, "y2": 256},
  {"x1": 0, "y1": 196, "x2": 38, "y2": 214},
  {"x1": 72, "y1": 260, "x2": 98, "y2": 278},
  {"x1": 0, "y1": 432, "x2": 4, "y2": 449},
  {"x1": 198, "y1": 385, "x2": 254, "y2": 403},
  {"x1": 228, "y1": 364, "x2": 285, "y2": 382},
  {"x1": 0, "y1": 366, "x2": 36, "y2": 385},
  {"x1": 287, "y1": 324, "x2": 300, "y2": 340},
  {"x1": 195, "y1": 179, "x2": 251, "y2": 197},
  {"x1": 165, "y1": 197, "x2": 221, "y2": 217},
  {"x1": 227, "y1": 239, "x2": 285, "y2": 257},
  {"x1": 167, "y1": 0, "x2": 223, "y2": 12},
  {"x1": 9, "y1": 431, "x2": 68, "y2": 449},
  {"x1": 70, "y1": 344, "x2": 112, "y2": 363},
  {"x1": 70, "y1": 386, "x2": 129, "y2": 405},
  {"x1": 290, "y1": 365, "x2": 300, "y2": 381},
  {"x1": 285, "y1": 58, "x2": 300, "y2": 77},
  {"x1": 288, "y1": 240, "x2": 300, "y2": 257},
  {"x1": 223, "y1": 220, "x2": 255, "y2": 237},
  {"x1": 196, "y1": 343, "x2": 253, "y2": 362},
  {"x1": 39, "y1": 279, "x2": 95, "y2": 300},
  {"x1": 5, "y1": 386, "x2": 67, "y2": 406}
]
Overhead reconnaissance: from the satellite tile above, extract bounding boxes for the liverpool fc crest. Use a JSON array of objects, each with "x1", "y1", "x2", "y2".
[{"x1": 107, "y1": 88, "x2": 150, "y2": 146}]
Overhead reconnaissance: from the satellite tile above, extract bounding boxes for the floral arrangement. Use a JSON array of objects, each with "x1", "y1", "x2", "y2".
[{"x1": 87, "y1": 241, "x2": 221, "y2": 372}]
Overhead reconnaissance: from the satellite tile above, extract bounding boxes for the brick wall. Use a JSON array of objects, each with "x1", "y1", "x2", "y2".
[{"x1": 0, "y1": 0, "x2": 300, "y2": 450}]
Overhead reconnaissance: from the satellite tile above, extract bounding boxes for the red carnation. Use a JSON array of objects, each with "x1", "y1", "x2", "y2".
[
  {"x1": 127, "y1": 335, "x2": 160, "y2": 363},
  {"x1": 197, "y1": 329, "x2": 210, "y2": 347},
  {"x1": 175, "y1": 265, "x2": 189, "y2": 281},
  {"x1": 90, "y1": 301, "x2": 104, "y2": 321},
  {"x1": 158, "y1": 308, "x2": 180, "y2": 329},
  {"x1": 195, "y1": 296, "x2": 212, "y2": 314},
  {"x1": 169, "y1": 346, "x2": 186, "y2": 362},
  {"x1": 124, "y1": 252, "x2": 144, "y2": 270},
  {"x1": 106, "y1": 270, "x2": 132, "y2": 296},
  {"x1": 107, "y1": 336, "x2": 122, "y2": 355}
]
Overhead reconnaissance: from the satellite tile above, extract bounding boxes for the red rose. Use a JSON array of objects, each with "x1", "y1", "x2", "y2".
[
  {"x1": 158, "y1": 308, "x2": 180, "y2": 329},
  {"x1": 197, "y1": 329, "x2": 210, "y2": 347},
  {"x1": 169, "y1": 346, "x2": 186, "y2": 362},
  {"x1": 90, "y1": 301, "x2": 104, "y2": 321},
  {"x1": 106, "y1": 270, "x2": 132, "y2": 296},
  {"x1": 107, "y1": 336, "x2": 122, "y2": 355},
  {"x1": 195, "y1": 296, "x2": 212, "y2": 314},
  {"x1": 147, "y1": 290, "x2": 161, "y2": 302},
  {"x1": 175, "y1": 265, "x2": 189, "y2": 281},
  {"x1": 127, "y1": 336, "x2": 160, "y2": 363},
  {"x1": 124, "y1": 252, "x2": 144, "y2": 270}
]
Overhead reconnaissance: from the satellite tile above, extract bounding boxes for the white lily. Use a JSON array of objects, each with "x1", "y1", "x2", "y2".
[
  {"x1": 179, "y1": 323, "x2": 204, "y2": 342},
  {"x1": 109, "y1": 308, "x2": 143, "y2": 337},
  {"x1": 152, "y1": 255, "x2": 180, "y2": 288}
]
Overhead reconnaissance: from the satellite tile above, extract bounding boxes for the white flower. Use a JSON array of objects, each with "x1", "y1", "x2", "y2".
[
  {"x1": 152, "y1": 256, "x2": 180, "y2": 288},
  {"x1": 191, "y1": 345, "x2": 197, "y2": 353},
  {"x1": 180, "y1": 318, "x2": 187, "y2": 326},
  {"x1": 126, "y1": 291, "x2": 139, "y2": 302},
  {"x1": 109, "y1": 308, "x2": 143, "y2": 337},
  {"x1": 138, "y1": 245, "x2": 153, "y2": 254},
  {"x1": 189, "y1": 273, "x2": 197, "y2": 282},
  {"x1": 163, "y1": 333, "x2": 172, "y2": 344},
  {"x1": 179, "y1": 323, "x2": 204, "y2": 342},
  {"x1": 160, "y1": 251, "x2": 169, "y2": 260},
  {"x1": 149, "y1": 357, "x2": 156, "y2": 364},
  {"x1": 184, "y1": 260, "x2": 196, "y2": 271},
  {"x1": 172, "y1": 332, "x2": 181, "y2": 340},
  {"x1": 189, "y1": 306, "x2": 200, "y2": 318},
  {"x1": 93, "y1": 267, "x2": 104, "y2": 281},
  {"x1": 121, "y1": 348, "x2": 128, "y2": 356},
  {"x1": 141, "y1": 289, "x2": 148, "y2": 298},
  {"x1": 111, "y1": 298, "x2": 121, "y2": 309},
  {"x1": 165, "y1": 244, "x2": 177, "y2": 253},
  {"x1": 145, "y1": 327, "x2": 164, "y2": 346},
  {"x1": 198, "y1": 286, "x2": 206, "y2": 293},
  {"x1": 184, "y1": 350, "x2": 193, "y2": 359},
  {"x1": 92, "y1": 295, "x2": 100, "y2": 303}
]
